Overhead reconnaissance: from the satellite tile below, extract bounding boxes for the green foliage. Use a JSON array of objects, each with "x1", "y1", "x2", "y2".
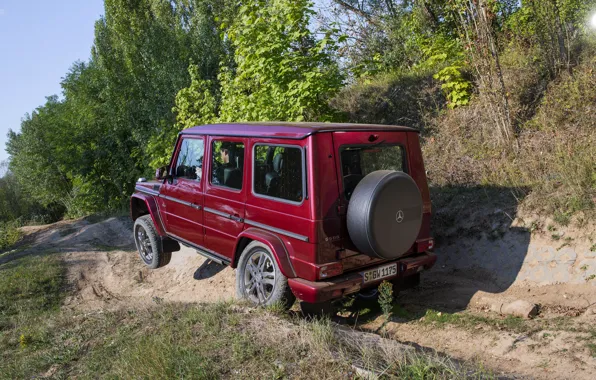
[
  {"x1": 149, "y1": 65, "x2": 219, "y2": 168},
  {"x1": 7, "y1": 1, "x2": 233, "y2": 216},
  {"x1": 0, "y1": 168, "x2": 62, "y2": 225},
  {"x1": 377, "y1": 280, "x2": 394, "y2": 318},
  {"x1": 0, "y1": 221, "x2": 21, "y2": 251},
  {"x1": 172, "y1": 0, "x2": 344, "y2": 133},
  {"x1": 434, "y1": 66, "x2": 472, "y2": 108},
  {"x1": 4, "y1": 0, "x2": 596, "y2": 222}
]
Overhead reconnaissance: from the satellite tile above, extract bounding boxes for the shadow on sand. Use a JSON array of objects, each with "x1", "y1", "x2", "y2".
[{"x1": 327, "y1": 185, "x2": 532, "y2": 325}]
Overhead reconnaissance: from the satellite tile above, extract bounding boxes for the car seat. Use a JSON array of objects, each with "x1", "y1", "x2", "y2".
[{"x1": 265, "y1": 152, "x2": 283, "y2": 196}]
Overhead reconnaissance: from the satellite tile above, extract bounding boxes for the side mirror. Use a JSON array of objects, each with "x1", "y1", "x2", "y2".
[{"x1": 155, "y1": 166, "x2": 169, "y2": 181}]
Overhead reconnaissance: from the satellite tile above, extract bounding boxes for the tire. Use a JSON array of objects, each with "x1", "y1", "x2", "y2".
[
  {"x1": 133, "y1": 215, "x2": 171, "y2": 269},
  {"x1": 235, "y1": 241, "x2": 295, "y2": 309},
  {"x1": 347, "y1": 170, "x2": 423, "y2": 259},
  {"x1": 356, "y1": 288, "x2": 379, "y2": 300}
]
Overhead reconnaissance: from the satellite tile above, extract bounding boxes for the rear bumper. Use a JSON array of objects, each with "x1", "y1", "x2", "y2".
[{"x1": 288, "y1": 252, "x2": 437, "y2": 303}]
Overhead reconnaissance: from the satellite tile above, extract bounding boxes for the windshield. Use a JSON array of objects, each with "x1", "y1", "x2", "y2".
[{"x1": 340, "y1": 144, "x2": 406, "y2": 200}]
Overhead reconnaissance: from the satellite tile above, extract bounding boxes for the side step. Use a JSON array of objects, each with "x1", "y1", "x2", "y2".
[
  {"x1": 195, "y1": 247, "x2": 230, "y2": 266},
  {"x1": 165, "y1": 232, "x2": 230, "y2": 266}
]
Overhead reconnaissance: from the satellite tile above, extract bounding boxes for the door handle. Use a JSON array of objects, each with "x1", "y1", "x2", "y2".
[{"x1": 230, "y1": 214, "x2": 244, "y2": 222}]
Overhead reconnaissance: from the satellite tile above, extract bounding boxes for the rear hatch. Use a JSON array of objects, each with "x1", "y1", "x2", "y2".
[{"x1": 330, "y1": 130, "x2": 432, "y2": 273}]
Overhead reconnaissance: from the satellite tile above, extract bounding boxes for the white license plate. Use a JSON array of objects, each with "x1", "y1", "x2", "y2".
[{"x1": 361, "y1": 263, "x2": 398, "y2": 284}]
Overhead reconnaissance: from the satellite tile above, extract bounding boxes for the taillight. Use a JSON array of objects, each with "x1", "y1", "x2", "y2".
[
  {"x1": 318, "y1": 262, "x2": 343, "y2": 279},
  {"x1": 416, "y1": 238, "x2": 435, "y2": 252}
]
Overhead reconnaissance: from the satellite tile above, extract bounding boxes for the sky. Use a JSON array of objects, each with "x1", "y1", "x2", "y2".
[{"x1": 0, "y1": 0, "x2": 104, "y2": 164}]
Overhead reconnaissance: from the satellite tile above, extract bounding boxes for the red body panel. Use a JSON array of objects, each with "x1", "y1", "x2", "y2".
[
  {"x1": 289, "y1": 252, "x2": 437, "y2": 303},
  {"x1": 235, "y1": 228, "x2": 296, "y2": 278},
  {"x1": 130, "y1": 191, "x2": 166, "y2": 235},
  {"x1": 160, "y1": 136, "x2": 205, "y2": 246},
  {"x1": 130, "y1": 123, "x2": 435, "y2": 303},
  {"x1": 203, "y1": 136, "x2": 248, "y2": 260}
]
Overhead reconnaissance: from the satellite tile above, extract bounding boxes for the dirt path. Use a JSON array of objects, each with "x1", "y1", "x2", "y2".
[
  {"x1": 5, "y1": 217, "x2": 596, "y2": 379},
  {"x1": 358, "y1": 273, "x2": 596, "y2": 380},
  {"x1": 7, "y1": 217, "x2": 236, "y2": 311}
]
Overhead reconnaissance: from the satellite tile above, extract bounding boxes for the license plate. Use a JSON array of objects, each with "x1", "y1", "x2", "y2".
[{"x1": 361, "y1": 263, "x2": 398, "y2": 284}]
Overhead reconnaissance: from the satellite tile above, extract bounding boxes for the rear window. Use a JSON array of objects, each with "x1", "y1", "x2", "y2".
[{"x1": 340, "y1": 144, "x2": 405, "y2": 200}]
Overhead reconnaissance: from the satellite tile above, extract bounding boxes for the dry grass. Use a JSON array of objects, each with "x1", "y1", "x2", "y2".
[
  {"x1": 0, "y1": 254, "x2": 494, "y2": 379},
  {"x1": 422, "y1": 57, "x2": 595, "y2": 225},
  {"x1": 332, "y1": 40, "x2": 595, "y2": 227}
]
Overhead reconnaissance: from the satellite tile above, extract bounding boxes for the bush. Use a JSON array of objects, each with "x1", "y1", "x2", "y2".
[
  {"x1": 330, "y1": 71, "x2": 444, "y2": 133},
  {"x1": 0, "y1": 221, "x2": 21, "y2": 251}
]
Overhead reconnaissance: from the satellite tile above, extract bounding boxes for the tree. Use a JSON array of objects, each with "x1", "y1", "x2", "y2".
[{"x1": 173, "y1": 0, "x2": 344, "y2": 132}]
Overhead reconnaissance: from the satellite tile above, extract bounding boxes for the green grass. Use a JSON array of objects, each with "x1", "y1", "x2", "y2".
[
  {"x1": 421, "y1": 309, "x2": 532, "y2": 334},
  {"x1": 0, "y1": 255, "x2": 494, "y2": 379},
  {"x1": 0, "y1": 255, "x2": 66, "y2": 378},
  {"x1": 587, "y1": 343, "x2": 596, "y2": 358}
]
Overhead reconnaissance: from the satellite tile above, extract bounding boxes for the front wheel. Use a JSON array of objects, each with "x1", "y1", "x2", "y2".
[
  {"x1": 235, "y1": 241, "x2": 295, "y2": 309},
  {"x1": 133, "y1": 215, "x2": 171, "y2": 269}
]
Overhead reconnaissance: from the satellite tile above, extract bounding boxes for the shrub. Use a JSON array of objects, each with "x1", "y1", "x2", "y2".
[
  {"x1": 0, "y1": 221, "x2": 21, "y2": 251},
  {"x1": 378, "y1": 280, "x2": 394, "y2": 318}
]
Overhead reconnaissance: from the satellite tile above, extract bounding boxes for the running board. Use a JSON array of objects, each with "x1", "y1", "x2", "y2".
[
  {"x1": 166, "y1": 233, "x2": 230, "y2": 266},
  {"x1": 195, "y1": 247, "x2": 229, "y2": 266}
]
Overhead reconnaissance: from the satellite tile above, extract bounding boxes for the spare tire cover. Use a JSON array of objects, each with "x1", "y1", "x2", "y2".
[{"x1": 346, "y1": 170, "x2": 423, "y2": 259}]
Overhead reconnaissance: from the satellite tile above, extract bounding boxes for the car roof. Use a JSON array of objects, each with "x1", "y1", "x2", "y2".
[{"x1": 180, "y1": 122, "x2": 419, "y2": 140}]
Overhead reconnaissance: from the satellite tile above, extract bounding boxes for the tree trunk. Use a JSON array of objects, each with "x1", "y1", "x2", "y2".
[
  {"x1": 550, "y1": 0, "x2": 569, "y2": 72},
  {"x1": 479, "y1": 0, "x2": 513, "y2": 141}
]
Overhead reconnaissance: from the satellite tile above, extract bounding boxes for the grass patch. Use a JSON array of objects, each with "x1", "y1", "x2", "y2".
[
  {"x1": 0, "y1": 255, "x2": 65, "y2": 318},
  {"x1": 0, "y1": 256, "x2": 495, "y2": 379},
  {"x1": 421, "y1": 309, "x2": 532, "y2": 334},
  {"x1": 1, "y1": 300, "x2": 494, "y2": 379},
  {"x1": 0, "y1": 255, "x2": 66, "y2": 377},
  {"x1": 587, "y1": 343, "x2": 596, "y2": 358}
]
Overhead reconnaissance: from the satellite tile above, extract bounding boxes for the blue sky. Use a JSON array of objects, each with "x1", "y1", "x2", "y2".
[{"x1": 0, "y1": 0, "x2": 104, "y2": 163}]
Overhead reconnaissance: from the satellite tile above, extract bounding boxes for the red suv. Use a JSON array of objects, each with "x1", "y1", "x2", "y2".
[{"x1": 131, "y1": 123, "x2": 436, "y2": 309}]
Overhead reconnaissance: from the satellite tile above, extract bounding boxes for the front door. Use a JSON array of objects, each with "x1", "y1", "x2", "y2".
[
  {"x1": 159, "y1": 136, "x2": 205, "y2": 246},
  {"x1": 203, "y1": 137, "x2": 247, "y2": 260}
]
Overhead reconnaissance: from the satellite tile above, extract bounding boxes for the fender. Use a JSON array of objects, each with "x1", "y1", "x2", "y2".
[
  {"x1": 234, "y1": 227, "x2": 297, "y2": 278},
  {"x1": 130, "y1": 192, "x2": 166, "y2": 236}
]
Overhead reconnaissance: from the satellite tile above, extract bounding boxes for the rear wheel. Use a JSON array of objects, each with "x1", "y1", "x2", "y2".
[
  {"x1": 235, "y1": 241, "x2": 295, "y2": 309},
  {"x1": 133, "y1": 215, "x2": 171, "y2": 269}
]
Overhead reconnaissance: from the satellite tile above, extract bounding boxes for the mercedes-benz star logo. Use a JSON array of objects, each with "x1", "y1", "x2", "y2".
[{"x1": 395, "y1": 210, "x2": 404, "y2": 223}]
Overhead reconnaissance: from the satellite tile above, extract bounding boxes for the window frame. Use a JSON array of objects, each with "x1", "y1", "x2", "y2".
[
  {"x1": 339, "y1": 143, "x2": 408, "y2": 201},
  {"x1": 171, "y1": 135, "x2": 205, "y2": 184},
  {"x1": 251, "y1": 143, "x2": 306, "y2": 206},
  {"x1": 209, "y1": 138, "x2": 246, "y2": 192}
]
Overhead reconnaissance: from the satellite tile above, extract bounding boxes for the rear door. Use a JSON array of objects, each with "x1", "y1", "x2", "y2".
[
  {"x1": 203, "y1": 137, "x2": 247, "y2": 259},
  {"x1": 331, "y1": 131, "x2": 410, "y2": 271},
  {"x1": 159, "y1": 136, "x2": 205, "y2": 246}
]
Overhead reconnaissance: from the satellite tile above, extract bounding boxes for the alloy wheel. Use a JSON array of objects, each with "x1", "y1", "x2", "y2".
[
  {"x1": 135, "y1": 225, "x2": 153, "y2": 263},
  {"x1": 243, "y1": 250, "x2": 276, "y2": 304}
]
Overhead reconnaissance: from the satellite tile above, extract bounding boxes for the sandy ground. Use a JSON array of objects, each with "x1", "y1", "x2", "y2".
[
  {"x1": 4, "y1": 216, "x2": 596, "y2": 379},
  {"x1": 12, "y1": 217, "x2": 236, "y2": 310}
]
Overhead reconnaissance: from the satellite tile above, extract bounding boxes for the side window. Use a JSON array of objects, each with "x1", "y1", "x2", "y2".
[
  {"x1": 211, "y1": 140, "x2": 245, "y2": 190},
  {"x1": 253, "y1": 145, "x2": 304, "y2": 203},
  {"x1": 175, "y1": 138, "x2": 204, "y2": 182}
]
